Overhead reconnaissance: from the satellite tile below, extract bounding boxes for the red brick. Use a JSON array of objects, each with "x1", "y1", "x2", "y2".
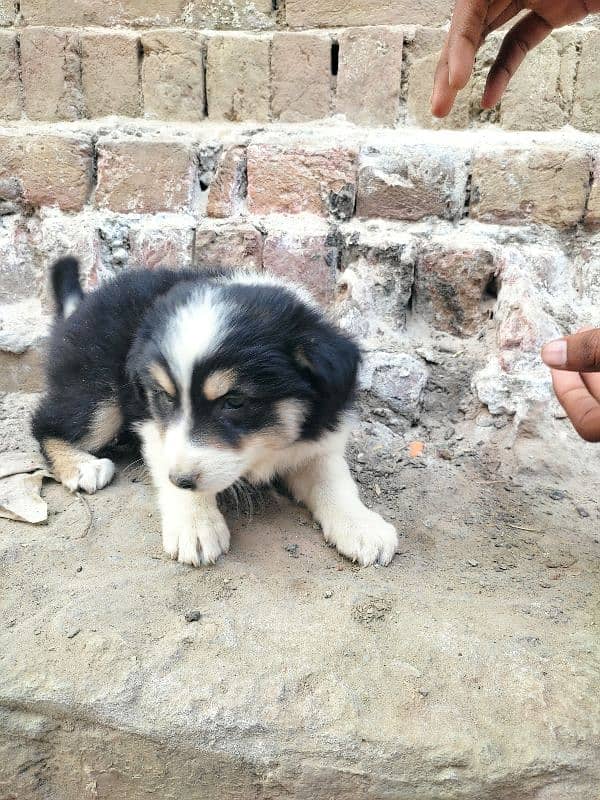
[
  {"x1": 95, "y1": 140, "x2": 196, "y2": 214},
  {"x1": 285, "y1": 0, "x2": 452, "y2": 27},
  {"x1": 572, "y1": 30, "x2": 600, "y2": 133},
  {"x1": 336, "y1": 28, "x2": 403, "y2": 127},
  {"x1": 82, "y1": 32, "x2": 140, "y2": 118},
  {"x1": 471, "y1": 147, "x2": 591, "y2": 228},
  {"x1": 195, "y1": 222, "x2": 263, "y2": 271},
  {"x1": 247, "y1": 143, "x2": 357, "y2": 218},
  {"x1": 416, "y1": 243, "x2": 497, "y2": 336},
  {"x1": 129, "y1": 224, "x2": 195, "y2": 269},
  {"x1": 0, "y1": 134, "x2": 93, "y2": 212},
  {"x1": 142, "y1": 30, "x2": 205, "y2": 121},
  {"x1": 185, "y1": 0, "x2": 274, "y2": 29},
  {"x1": 206, "y1": 35, "x2": 270, "y2": 122},
  {"x1": 20, "y1": 28, "x2": 83, "y2": 121},
  {"x1": 0, "y1": 0, "x2": 15, "y2": 24},
  {"x1": 0, "y1": 31, "x2": 21, "y2": 120},
  {"x1": 271, "y1": 33, "x2": 332, "y2": 122},
  {"x1": 263, "y1": 226, "x2": 337, "y2": 306},
  {"x1": 356, "y1": 143, "x2": 469, "y2": 221},
  {"x1": 19, "y1": 0, "x2": 187, "y2": 26},
  {"x1": 207, "y1": 146, "x2": 247, "y2": 218}
]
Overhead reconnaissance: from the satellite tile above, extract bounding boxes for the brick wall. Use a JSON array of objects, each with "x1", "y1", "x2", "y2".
[{"x1": 1, "y1": 0, "x2": 600, "y2": 444}]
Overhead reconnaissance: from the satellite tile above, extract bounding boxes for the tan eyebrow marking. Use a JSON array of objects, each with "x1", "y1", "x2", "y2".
[
  {"x1": 203, "y1": 368, "x2": 236, "y2": 401},
  {"x1": 148, "y1": 362, "x2": 176, "y2": 397}
]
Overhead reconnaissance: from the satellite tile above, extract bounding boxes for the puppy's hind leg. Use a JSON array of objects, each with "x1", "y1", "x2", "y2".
[{"x1": 32, "y1": 396, "x2": 120, "y2": 494}]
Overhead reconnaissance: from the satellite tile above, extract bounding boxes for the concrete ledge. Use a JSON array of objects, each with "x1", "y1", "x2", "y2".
[{"x1": 1, "y1": 440, "x2": 599, "y2": 798}]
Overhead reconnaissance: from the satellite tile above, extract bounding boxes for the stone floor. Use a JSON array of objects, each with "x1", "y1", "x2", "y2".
[{"x1": 1, "y1": 393, "x2": 599, "y2": 800}]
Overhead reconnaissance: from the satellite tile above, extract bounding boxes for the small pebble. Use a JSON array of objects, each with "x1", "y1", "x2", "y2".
[
  {"x1": 418, "y1": 689, "x2": 429, "y2": 697},
  {"x1": 284, "y1": 544, "x2": 299, "y2": 558},
  {"x1": 184, "y1": 610, "x2": 202, "y2": 623},
  {"x1": 539, "y1": 582, "x2": 552, "y2": 589},
  {"x1": 576, "y1": 506, "x2": 590, "y2": 519},
  {"x1": 467, "y1": 559, "x2": 479, "y2": 567},
  {"x1": 356, "y1": 452, "x2": 367, "y2": 464},
  {"x1": 549, "y1": 490, "x2": 565, "y2": 501},
  {"x1": 66, "y1": 627, "x2": 81, "y2": 639},
  {"x1": 323, "y1": 590, "x2": 333, "y2": 599},
  {"x1": 76, "y1": 566, "x2": 83, "y2": 573}
]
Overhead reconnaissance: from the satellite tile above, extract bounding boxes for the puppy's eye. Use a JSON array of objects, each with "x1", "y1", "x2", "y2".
[
  {"x1": 153, "y1": 387, "x2": 175, "y2": 407},
  {"x1": 222, "y1": 393, "x2": 246, "y2": 410}
]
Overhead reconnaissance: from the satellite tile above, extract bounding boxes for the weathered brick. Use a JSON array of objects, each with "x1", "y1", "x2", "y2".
[
  {"x1": 0, "y1": 31, "x2": 21, "y2": 120},
  {"x1": 82, "y1": 32, "x2": 140, "y2": 118},
  {"x1": 407, "y1": 52, "x2": 470, "y2": 129},
  {"x1": 247, "y1": 143, "x2": 357, "y2": 218},
  {"x1": 195, "y1": 221, "x2": 263, "y2": 271},
  {"x1": 359, "y1": 352, "x2": 428, "y2": 420},
  {"x1": 0, "y1": 134, "x2": 93, "y2": 212},
  {"x1": 356, "y1": 143, "x2": 469, "y2": 222},
  {"x1": 0, "y1": 0, "x2": 15, "y2": 24},
  {"x1": 19, "y1": 0, "x2": 187, "y2": 26},
  {"x1": 585, "y1": 160, "x2": 600, "y2": 229},
  {"x1": 336, "y1": 226, "x2": 415, "y2": 340},
  {"x1": 95, "y1": 140, "x2": 196, "y2": 214},
  {"x1": 336, "y1": 28, "x2": 403, "y2": 127},
  {"x1": 0, "y1": 217, "x2": 41, "y2": 303},
  {"x1": 572, "y1": 30, "x2": 600, "y2": 133},
  {"x1": 286, "y1": 0, "x2": 452, "y2": 27},
  {"x1": 206, "y1": 35, "x2": 270, "y2": 122},
  {"x1": 500, "y1": 33, "x2": 576, "y2": 131},
  {"x1": 271, "y1": 33, "x2": 331, "y2": 123},
  {"x1": 263, "y1": 225, "x2": 337, "y2": 305},
  {"x1": 416, "y1": 243, "x2": 497, "y2": 336},
  {"x1": 207, "y1": 146, "x2": 247, "y2": 218},
  {"x1": 129, "y1": 223, "x2": 195, "y2": 269},
  {"x1": 142, "y1": 30, "x2": 205, "y2": 121},
  {"x1": 186, "y1": 0, "x2": 274, "y2": 30},
  {"x1": 470, "y1": 147, "x2": 591, "y2": 228},
  {"x1": 20, "y1": 28, "x2": 83, "y2": 121}
]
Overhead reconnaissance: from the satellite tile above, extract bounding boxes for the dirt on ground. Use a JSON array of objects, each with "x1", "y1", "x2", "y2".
[{"x1": 1, "y1": 391, "x2": 599, "y2": 799}]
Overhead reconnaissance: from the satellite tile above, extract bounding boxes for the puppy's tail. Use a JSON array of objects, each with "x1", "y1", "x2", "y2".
[{"x1": 51, "y1": 257, "x2": 84, "y2": 319}]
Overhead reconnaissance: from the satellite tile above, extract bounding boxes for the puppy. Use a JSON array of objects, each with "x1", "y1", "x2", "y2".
[{"x1": 32, "y1": 258, "x2": 398, "y2": 567}]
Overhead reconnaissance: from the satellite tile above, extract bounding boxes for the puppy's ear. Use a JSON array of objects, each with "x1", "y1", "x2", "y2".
[
  {"x1": 294, "y1": 327, "x2": 360, "y2": 405},
  {"x1": 125, "y1": 335, "x2": 149, "y2": 402}
]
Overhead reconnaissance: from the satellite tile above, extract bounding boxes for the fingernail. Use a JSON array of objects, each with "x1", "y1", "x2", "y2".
[{"x1": 542, "y1": 339, "x2": 567, "y2": 367}]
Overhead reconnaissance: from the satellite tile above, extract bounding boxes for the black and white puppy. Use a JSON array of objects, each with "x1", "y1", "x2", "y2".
[{"x1": 32, "y1": 258, "x2": 398, "y2": 567}]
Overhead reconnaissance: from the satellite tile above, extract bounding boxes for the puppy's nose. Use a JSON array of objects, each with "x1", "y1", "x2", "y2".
[{"x1": 169, "y1": 472, "x2": 198, "y2": 490}]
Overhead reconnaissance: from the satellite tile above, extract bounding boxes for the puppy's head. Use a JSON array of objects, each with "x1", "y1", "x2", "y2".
[{"x1": 127, "y1": 278, "x2": 359, "y2": 494}]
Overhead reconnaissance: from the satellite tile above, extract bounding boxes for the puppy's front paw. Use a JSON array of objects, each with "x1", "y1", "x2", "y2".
[
  {"x1": 322, "y1": 507, "x2": 398, "y2": 567},
  {"x1": 64, "y1": 457, "x2": 115, "y2": 494},
  {"x1": 162, "y1": 508, "x2": 230, "y2": 567}
]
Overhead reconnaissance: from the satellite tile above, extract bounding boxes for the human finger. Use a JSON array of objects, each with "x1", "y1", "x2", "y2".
[{"x1": 551, "y1": 369, "x2": 600, "y2": 442}]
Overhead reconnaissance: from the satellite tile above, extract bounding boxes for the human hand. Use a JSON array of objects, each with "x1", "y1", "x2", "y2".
[
  {"x1": 431, "y1": 0, "x2": 600, "y2": 118},
  {"x1": 542, "y1": 329, "x2": 600, "y2": 442}
]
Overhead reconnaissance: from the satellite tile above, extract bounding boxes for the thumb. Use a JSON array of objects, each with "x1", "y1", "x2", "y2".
[{"x1": 542, "y1": 328, "x2": 600, "y2": 372}]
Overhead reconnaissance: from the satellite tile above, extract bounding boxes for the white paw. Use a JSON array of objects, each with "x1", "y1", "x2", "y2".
[
  {"x1": 162, "y1": 507, "x2": 230, "y2": 567},
  {"x1": 64, "y1": 457, "x2": 115, "y2": 494},
  {"x1": 322, "y1": 507, "x2": 398, "y2": 567}
]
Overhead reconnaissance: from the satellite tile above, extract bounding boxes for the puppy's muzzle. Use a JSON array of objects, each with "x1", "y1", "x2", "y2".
[{"x1": 169, "y1": 472, "x2": 199, "y2": 491}]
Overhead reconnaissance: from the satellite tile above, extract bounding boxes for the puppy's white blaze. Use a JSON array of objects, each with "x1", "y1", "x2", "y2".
[
  {"x1": 162, "y1": 288, "x2": 230, "y2": 399},
  {"x1": 164, "y1": 416, "x2": 245, "y2": 493}
]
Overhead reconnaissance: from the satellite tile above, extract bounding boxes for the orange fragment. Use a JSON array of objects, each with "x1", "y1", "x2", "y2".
[{"x1": 408, "y1": 441, "x2": 425, "y2": 458}]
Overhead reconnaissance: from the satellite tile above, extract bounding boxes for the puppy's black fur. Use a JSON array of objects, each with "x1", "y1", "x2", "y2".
[{"x1": 32, "y1": 259, "x2": 360, "y2": 457}]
